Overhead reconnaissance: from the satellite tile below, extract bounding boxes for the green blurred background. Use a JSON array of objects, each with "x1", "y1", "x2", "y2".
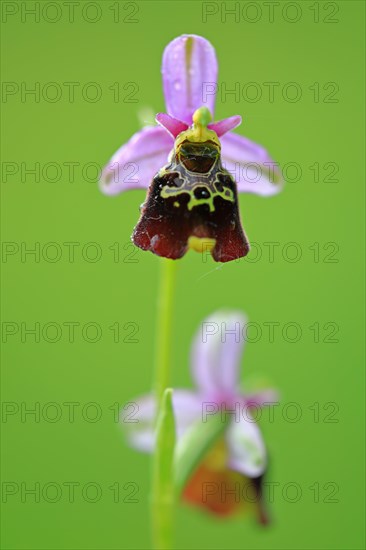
[{"x1": 1, "y1": 1, "x2": 365, "y2": 548}]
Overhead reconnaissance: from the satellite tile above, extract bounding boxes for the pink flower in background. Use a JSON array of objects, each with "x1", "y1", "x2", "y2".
[{"x1": 125, "y1": 311, "x2": 278, "y2": 522}]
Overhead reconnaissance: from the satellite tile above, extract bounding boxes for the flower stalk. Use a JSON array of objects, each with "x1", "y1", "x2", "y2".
[
  {"x1": 151, "y1": 259, "x2": 177, "y2": 549},
  {"x1": 151, "y1": 388, "x2": 176, "y2": 550},
  {"x1": 154, "y1": 258, "x2": 177, "y2": 403}
]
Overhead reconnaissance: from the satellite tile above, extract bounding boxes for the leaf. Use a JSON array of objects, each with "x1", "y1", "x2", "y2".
[{"x1": 174, "y1": 412, "x2": 229, "y2": 495}]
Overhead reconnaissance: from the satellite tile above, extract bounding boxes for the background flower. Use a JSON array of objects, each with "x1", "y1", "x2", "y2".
[{"x1": 125, "y1": 311, "x2": 278, "y2": 522}]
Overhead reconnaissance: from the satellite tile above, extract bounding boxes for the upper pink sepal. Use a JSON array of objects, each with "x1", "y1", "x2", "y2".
[
  {"x1": 162, "y1": 34, "x2": 218, "y2": 124},
  {"x1": 155, "y1": 113, "x2": 189, "y2": 138}
]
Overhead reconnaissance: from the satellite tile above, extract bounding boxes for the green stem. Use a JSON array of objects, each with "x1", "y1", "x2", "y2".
[
  {"x1": 151, "y1": 389, "x2": 176, "y2": 550},
  {"x1": 151, "y1": 258, "x2": 178, "y2": 550},
  {"x1": 154, "y1": 258, "x2": 177, "y2": 404}
]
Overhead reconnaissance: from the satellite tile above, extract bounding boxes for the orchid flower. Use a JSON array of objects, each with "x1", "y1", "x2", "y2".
[
  {"x1": 100, "y1": 35, "x2": 282, "y2": 262},
  {"x1": 125, "y1": 311, "x2": 278, "y2": 522}
]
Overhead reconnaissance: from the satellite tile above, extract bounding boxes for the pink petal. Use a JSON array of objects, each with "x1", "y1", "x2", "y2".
[
  {"x1": 191, "y1": 311, "x2": 248, "y2": 395},
  {"x1": 208, "y1": 115, "x2": 242, "y2": 137},
  {"x1": 220, "y1": 132, "x2": 283, "y2": 196},
  {"x1": 100, "y1": 126, "x2": 173, "y2": 195},
  {"x1": 162, "y1": 34, "x2": 218, "y2": 124},
  {"x1": 156, "y1": 113, "x2": 189, "y2": 138},
  {"x1": 226, "y1": 415, "x2": 267, "y2": 477}
]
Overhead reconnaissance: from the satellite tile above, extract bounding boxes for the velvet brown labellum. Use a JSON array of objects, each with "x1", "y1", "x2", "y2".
[{"x1": 132, "y1": 138, "x2": 250, "y2": 263}]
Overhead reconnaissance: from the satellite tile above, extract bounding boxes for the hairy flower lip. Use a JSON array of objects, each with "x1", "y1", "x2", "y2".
[{"x1": 131, "y1": 140, "x2": 251, "y2": 262}]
